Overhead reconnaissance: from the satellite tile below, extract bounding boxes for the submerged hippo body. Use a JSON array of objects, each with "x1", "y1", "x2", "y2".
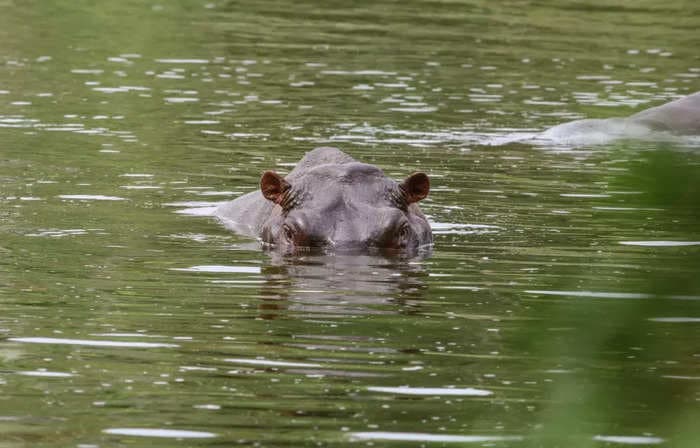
[
  {"x1": 215, "y1": 147, "x2": 432, "y2": 254},
  {"x1": 541, "y1": 91, "x2": 700, "y2": 145}
]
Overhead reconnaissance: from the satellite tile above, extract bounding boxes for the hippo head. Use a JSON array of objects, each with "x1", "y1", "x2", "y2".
[{"x1": 258, "y1": 162, "x2": 432, "y2": 254}]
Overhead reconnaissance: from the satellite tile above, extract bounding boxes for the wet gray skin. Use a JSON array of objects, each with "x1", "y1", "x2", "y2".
[
  {"x1": 541, "y1": 91, "x2": 700, "y2": 143},
  {"x1": 214, "y1": 147, "x2": 432, "y2": 255},
  {"x1": 629, "y1": 91, "x2": 700, "y2": 133}
]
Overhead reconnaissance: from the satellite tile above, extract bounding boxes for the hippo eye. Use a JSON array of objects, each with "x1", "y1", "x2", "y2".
[
  {"x1": 283, "y1": 224, "x2": 295, "y2": 241},
  {"x1": 398, "y1": 223, "x2": 410, "y2": 240}
]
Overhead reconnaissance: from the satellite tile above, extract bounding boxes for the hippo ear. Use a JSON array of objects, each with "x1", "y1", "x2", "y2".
[
  {"x1": 401, "y1": 172, "x2": 430, "y2": 204},
  {"x1": 260, "y1": 171, "x2": 291, "y2": 205}
]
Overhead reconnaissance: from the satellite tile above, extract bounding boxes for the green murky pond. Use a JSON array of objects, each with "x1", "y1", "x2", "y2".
[{"x1": 1, "y1": 1, "x2": 699, "y2": 447}]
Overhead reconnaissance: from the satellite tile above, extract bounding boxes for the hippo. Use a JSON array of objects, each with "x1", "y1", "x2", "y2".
[
  {"x1": 540, "y1": 91, "x2": 700, "y2": 145},
  {"x1": 214, "y1": 147, "x2": 432, "y2": 254}
]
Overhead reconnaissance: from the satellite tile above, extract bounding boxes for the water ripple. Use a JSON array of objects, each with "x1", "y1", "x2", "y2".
[
  {"x1": 367, "y1": 386, "x2": 493, "y2": 396},
  {"x1": 224, "y1": 358, "x2": 321, "y2": 368},
  {"x1": 16, "y1": 370, "x2": 74, "y2": 378},
  {"x1": 170, "y1": 265, "x2": 261, "y2": 274},
  {"x1": 350, "y1": 432, "x2": 523, "y2": 443},
  {"x1": 58, "y1": 195, "x2": 125, "y2": 201},
  {"x1": 619, "y1": 241, "x2": 700, "y2": 247},
  {"x1": 592, "y1": 435, "x2": 664, "y2": 445},
  {"x1": 9, "y1": 337, "x2": 179, "y2": 348},
  {"x1": 103, "y1": 428, "x2": 216, "y2": 438}
]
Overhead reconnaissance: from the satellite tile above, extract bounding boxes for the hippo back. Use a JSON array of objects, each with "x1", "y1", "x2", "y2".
[
  {"x1": 630, "y1": 91, "x2": 700, "y2": 134},
  {"x1": 539, "y1": 91, "x2": 700, "y2": 145}
]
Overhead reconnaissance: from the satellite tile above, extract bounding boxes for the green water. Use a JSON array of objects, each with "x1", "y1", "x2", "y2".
[{"x1": 1, "y1": 1, "x2": 699, "y2": 447}]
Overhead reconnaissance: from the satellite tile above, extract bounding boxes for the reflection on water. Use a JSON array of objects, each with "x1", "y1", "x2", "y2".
[
  {"x1": 103, "y1": 428, "x2": 217, "y2": 439},
  {"x1": 9, "y1": 337, "x2": 180, "y2": 348},
  {"x1": 367, "y1": 386, "x2": 493, "y2": 396},
  {"x1": 592, "y1": 436, "x2": 665, "y2": 445},
  {"x1": 254, "y1": 253, "x2": 429, "y2": 320},
  {"x1": 349, "y1": 432, "x2": 524, "y2": 443}
]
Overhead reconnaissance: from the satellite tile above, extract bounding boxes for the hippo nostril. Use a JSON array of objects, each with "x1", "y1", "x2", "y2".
[{"x1": 304, "y1": 235, "x2": 333, "y2": 248}]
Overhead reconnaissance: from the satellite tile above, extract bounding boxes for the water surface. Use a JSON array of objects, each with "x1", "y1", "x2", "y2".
[{"x1": 1, "y1": 1, "x2": 699, "y2": 447}]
